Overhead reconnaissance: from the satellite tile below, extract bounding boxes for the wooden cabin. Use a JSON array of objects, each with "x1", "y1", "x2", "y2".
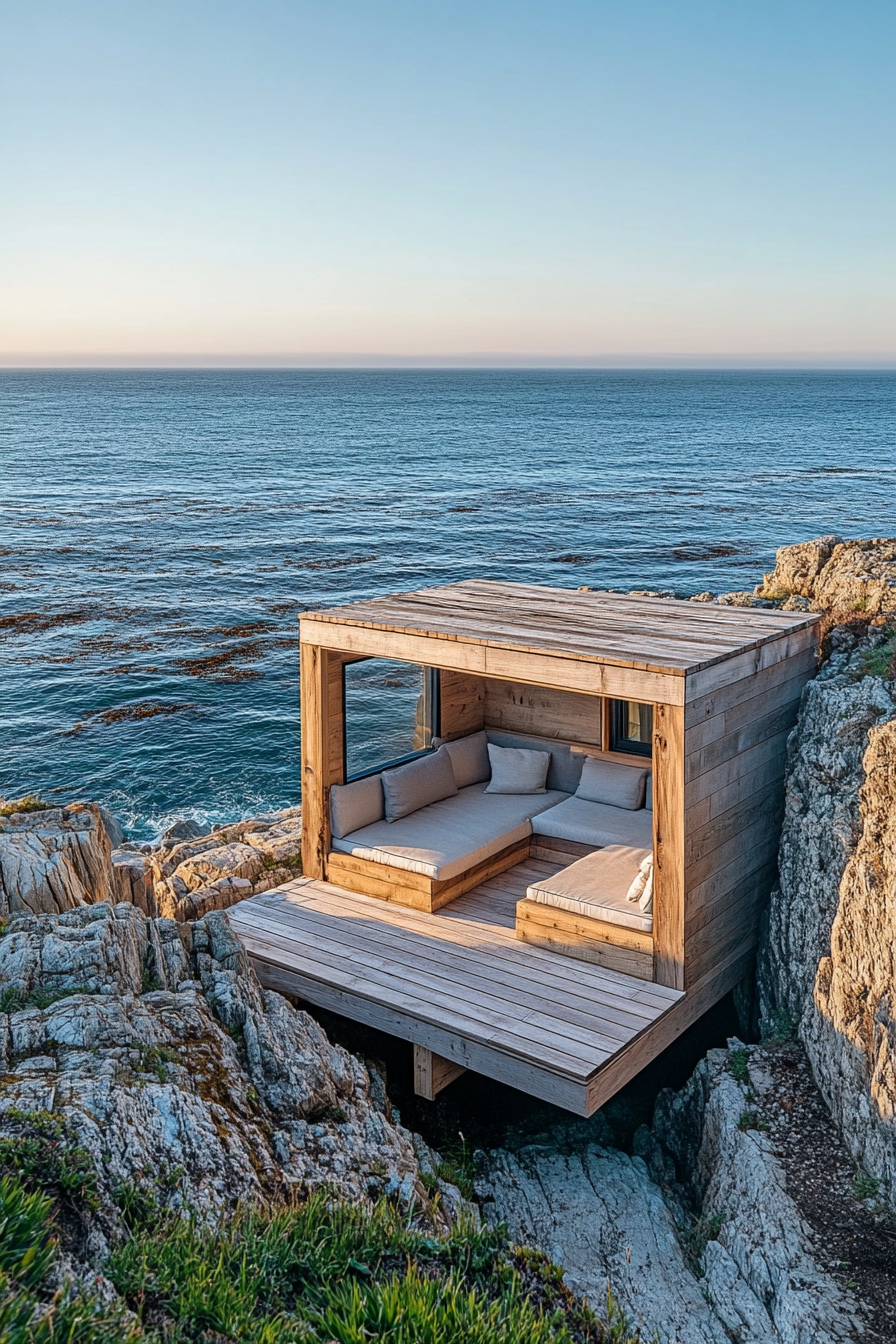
[{"x1": 231, "y1": 581, "x2": 819, "y2": 1115}]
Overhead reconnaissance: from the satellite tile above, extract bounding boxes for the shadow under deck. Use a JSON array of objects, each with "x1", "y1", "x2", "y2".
[{"x1": 229, "y1": 857, "x2": 684, "y2": 1115}]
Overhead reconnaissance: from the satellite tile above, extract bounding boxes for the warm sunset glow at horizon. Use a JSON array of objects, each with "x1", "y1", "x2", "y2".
[{"x1": 1, "y1": 1, "x2": 893, "y2": 366}]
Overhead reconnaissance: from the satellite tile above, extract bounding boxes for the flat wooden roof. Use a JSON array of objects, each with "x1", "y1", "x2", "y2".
[{"x1": 302, "y1": 579, "x2": 818, "y2": 677}]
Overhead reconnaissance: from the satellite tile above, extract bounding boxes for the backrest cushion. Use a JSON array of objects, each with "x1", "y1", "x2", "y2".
[
  {"x1": 485, "y1": 743, "x2": 551, "y2": 794},
  {"x1": 575, "y1": 757, "x2": 647, "y2": 810},
  {"x1": 330, "y1": 774, "x2": 385, "y2": 839},
  {"x1": 382, "y1": 746, "x2": 458, "y2": 822},
  {"x1": 485, "y1": 730, "x2": 583, "y2": 793},
  {"x1": 441, "y1": 730, "x2": 492, "y2": 789}
]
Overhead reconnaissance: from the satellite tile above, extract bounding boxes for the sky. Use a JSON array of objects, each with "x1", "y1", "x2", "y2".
[{"x1": 0, "y1": 0, "x2": 894, "y2": 364}]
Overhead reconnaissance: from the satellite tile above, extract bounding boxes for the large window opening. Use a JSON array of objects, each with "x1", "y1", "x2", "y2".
[
  {"x1": 343, "y1": 659, "x2": 440, "y2": 780},
  {"x1": 610, "y1": 699, "x2": 653, "y2": 758}
]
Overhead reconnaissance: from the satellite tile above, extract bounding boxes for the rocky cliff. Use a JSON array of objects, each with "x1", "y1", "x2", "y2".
[
  {"x1": 0, "y1": 901, "x2": 454, "y2": 1240},
  {"x1": 758, "y1": 624, "x2": 896, "y2": 1205},
  {"x1": 0, "y1": 803, "x2": 304, "y2": 922}
]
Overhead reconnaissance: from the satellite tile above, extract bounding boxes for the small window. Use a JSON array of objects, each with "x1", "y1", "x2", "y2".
[
  {"x1": 343, "y1": 659, "x2": 440, "y2": 780},
  {"x1": 610, "y1": 700, "x2": 653, "y2": 757}
]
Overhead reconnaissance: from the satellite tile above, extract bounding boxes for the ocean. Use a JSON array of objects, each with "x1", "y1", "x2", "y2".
[{"x1": 1, "y1": 369, "x2": 893, "y2": 840}]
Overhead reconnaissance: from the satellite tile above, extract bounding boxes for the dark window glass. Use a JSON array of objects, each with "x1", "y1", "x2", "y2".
[
  {"x1": 343, "y1": 659, "x2": 440, "y2": 779},
  {"x1": 610, "y1": 700, "x2": 653, "y2": 757}
]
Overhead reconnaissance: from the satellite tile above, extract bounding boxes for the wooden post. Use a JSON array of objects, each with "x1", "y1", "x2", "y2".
[
  {"x1": 652, "y1": 701, "x2": 685, "y2": 990},
  {"x1": 413, "y1": 1045, "x2": 466, "y2": 1100},
  {"x1": 300, "y1": 643, "x2": 330, "y2": 879}
]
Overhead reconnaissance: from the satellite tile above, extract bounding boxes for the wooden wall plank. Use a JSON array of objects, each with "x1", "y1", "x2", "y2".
[
  {"x1": 652, "y1": 702, "x2": 685, "y2": 991},
  {"x1": 483, "y1": 679, "x2": 602, "y2": 745},
  {"x1": 684, "y1": 693, "x2": 804, "y2": 783},
  {"x1": 681, "y1": 643, "x2": 815, "y2": 992},
  {"x1": 438, "y1": 670, "x2": 486, "y2": 740},
  {"x1": 684, "y1": 624, "x2": 818, "y2": 701},
  {"x1": 299, "y1": 619, "x2": 686, "y2": 705},
  {"x1": 685, "y1": 644, "x2": 817, "y2": 725}
]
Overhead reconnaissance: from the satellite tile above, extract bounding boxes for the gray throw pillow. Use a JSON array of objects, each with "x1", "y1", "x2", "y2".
[
  {"x1": 645, "y1": 774, "x2": 653, "y2": 811},
  {"x1": 329, "y1": 774, "x2": 385, "y2": 839},
  {"x1": 441, "y1": 730, "x2": 491, "y2": 789},
  {"x1": 485, "y1": 742, "x2": 551, "y2": 794},
  {"x1": 382, "y1": 746, "x2": 458, "y2": 822},
  {"x1": 575, "y1": 757, "x2": 647, "y2": 810}
]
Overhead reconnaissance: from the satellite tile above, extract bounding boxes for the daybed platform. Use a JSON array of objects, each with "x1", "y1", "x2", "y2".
[{"x1": 229, "y1": 857, "x2": 684, "y2": 1116}]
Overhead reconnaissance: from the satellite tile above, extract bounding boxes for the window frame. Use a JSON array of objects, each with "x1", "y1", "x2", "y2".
[
  {"x1": 608, "y1": 698, "x2": 654, "y2": 758},
  {"x1": 342, "y1": 661, "x2": 441, "y2": 783}
]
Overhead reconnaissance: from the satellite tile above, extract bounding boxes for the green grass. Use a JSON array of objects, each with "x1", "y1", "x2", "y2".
[
  {"x1": 0, "y1": 1112, "x2": 642, "y2": 1342},
  {"x1": 680, "y1": 1211, "x2": 725, "y2": 1277},
  {"x1": 430, "y1": 1132, "x2": 476, "y2": 1201},
  {"x1": 728, "y1": 1047, "x2": 750, "y2": 1085},
  {"x1": 0, "y1": 1109, "x2": 100, "y2": 1215},
  {"x1": 105, "y1": 1193, "x2": 640, "y2": 1342},
  {"x1": 0, "y1": 1170, "x2": 140, "y2": 1342},
  {"x1": 852, "y1": 1172, "x2": 881, "y2": 1202},
  {"x1": 0, "y1": 985, "x2": 97, "y2": 1014},
  {"x1": 0, "y1": 794, "x2": 50, "y2": 817},
  {"x1": 261, "y1": 851, "x2": 303, "y2": 874},
  {"x1": 860, "y1": 632, "x2": 896, "y2": 680},
  {"x1": 761, "y1": 1008, "x2": 798, "y2": 1045},
  {"x1": 737, "y1": 1110, "x2": 768, "y2": 1133}
]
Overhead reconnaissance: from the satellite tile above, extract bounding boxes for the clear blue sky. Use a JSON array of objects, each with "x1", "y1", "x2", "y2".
[{"x1": 1, "y1": 0, "x2": 893, "y2": 362}]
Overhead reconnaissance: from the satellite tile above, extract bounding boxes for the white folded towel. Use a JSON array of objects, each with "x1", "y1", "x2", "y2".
[{"x1": 626, "y1": 853, "x2": 654, "y2": 903}]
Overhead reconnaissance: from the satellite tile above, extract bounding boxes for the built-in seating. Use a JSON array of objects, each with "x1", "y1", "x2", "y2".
[
  {"x1": 327, "y1": 729, "x2": 656, "y2": 940},
  {"x1": 524, "y1": 845, "x2": 654, "y2": 932},
  {"x1": 331, "y1": 780, "x2": 568, "y2": 882}
]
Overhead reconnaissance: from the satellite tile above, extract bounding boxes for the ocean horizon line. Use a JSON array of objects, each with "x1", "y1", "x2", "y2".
[{"x1": 2, "y1": 354, "x2": 896, "y2": 372}]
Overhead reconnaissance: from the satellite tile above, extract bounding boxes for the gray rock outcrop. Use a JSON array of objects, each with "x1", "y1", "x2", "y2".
[
  {"x1": 0, "y1": 901, "x2": 458, "y2": 1245},
  {"x1": 0, "y1": 802, "x2": 116, "y2": 916},
  {"x1": 758, "y1": 627, "x2": 896, "y2": 1203},
  {"x1": 478, "y1": 1138, "x2": 731, "y2": 1342},
  {"x1": 757, "y1": 536, "x2": 896, "y2": 620},
  {"x1": 646, "y1": 1044, "x2": 861, "y2": 1343},
  {"x1": 478, "y1": 1044, "x2": 860, "y2": 1343},
  {"x1": 0, "y1": 802, "x2": 303, "y2": 922}
]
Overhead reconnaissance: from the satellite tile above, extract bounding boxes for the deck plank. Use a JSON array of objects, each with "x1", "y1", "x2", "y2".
[{"x1": 229, "y1": 860, "x2": 683, "y2": 1095}]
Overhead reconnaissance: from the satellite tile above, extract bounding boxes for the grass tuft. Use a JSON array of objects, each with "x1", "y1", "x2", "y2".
[
  {"x1": 0, "y1": 795, "x2": 50, "y2": 817},
  {"x1": 728, "y1": 1047, "x2": 750, "y2": 1084},
  {"x1": 0, "y1": 1109, "x2": 100, "y2": 1215}
]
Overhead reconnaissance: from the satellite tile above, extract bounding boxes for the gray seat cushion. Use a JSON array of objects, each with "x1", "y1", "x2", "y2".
[
  {"x1": 531, "y1": 796, "x2": 654, "y2": 849},
  {"x1": 526, "y1": 845, "x2": 654, "y2": 933},
  {"x1": 332, "y1": 782, "x2": 569, "y2": 881}
]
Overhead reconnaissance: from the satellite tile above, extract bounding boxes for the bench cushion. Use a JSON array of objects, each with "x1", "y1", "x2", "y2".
[
  {"x1": 382, "y1": 747, "x2": 457, "y2": 822},
  {"x1": 526, "y1": 845, "x2": 654, "y2": 933},
  {"x1": 531, "y1": 796, "x2": 653, "y2": 849},
  {"x1": 332, "y1": 782, "x2": 569, "y2": 881}
]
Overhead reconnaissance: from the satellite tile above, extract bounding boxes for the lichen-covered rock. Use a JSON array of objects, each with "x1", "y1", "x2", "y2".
[
  {"x1": 757, "y1": 536, "x2": 896, "y2": 619},
  {"x1": 0, "y1": 902, "x2": 450, "y2": 1239},
  {"x1": 0, "y1": 803, "x2": 116, "y2": 916},
  {"x1": 758, "y1": 630, "x2": 896, "y2": 1201},
  {"x1": 476, "y1": 1140, "x2": 730, "y2": 1343},
  {"x1": 0, "y1": 803, "x2": 303, "y2": 922},
  {"x1": 644, "y1": 1043, "x2": 861, "y2": 1343}
]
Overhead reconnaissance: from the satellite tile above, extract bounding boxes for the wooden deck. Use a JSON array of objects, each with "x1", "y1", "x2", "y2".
[{"x1": 229, "y1": 857, "x2": 684, "y2": 1115}]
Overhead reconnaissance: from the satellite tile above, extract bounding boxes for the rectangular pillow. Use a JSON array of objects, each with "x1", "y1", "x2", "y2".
[
  {"x1": 645, "y1": 774, "x2": 653, "y2": 811},
  {"x1": 575, "y1": 756, "x2": 647, "y2": 810},
  {"x1": 382, "y1": 746, "x2": 458, "y2": 822},
  {"x1": 329, "y1": 774, "x2": 385, "y2": 839},
  {"x1": 485, "y1": 742, "x2": 550, "y2": 795},
  {"x1": 441, "y1": 730, "x2": 491, "y2": 789}
]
